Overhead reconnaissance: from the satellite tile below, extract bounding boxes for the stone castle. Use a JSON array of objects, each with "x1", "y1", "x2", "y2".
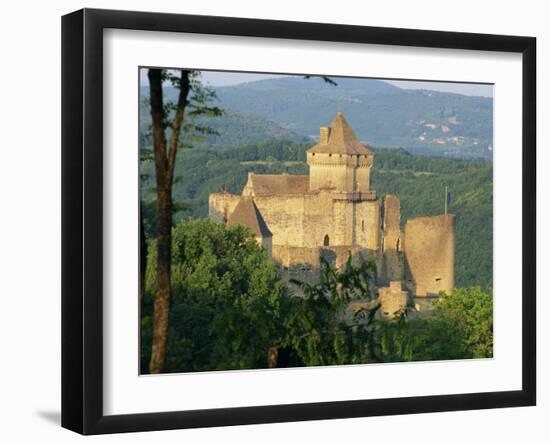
[{"x1": 209, "y1": 112, "x2": 455, "y2": 317}]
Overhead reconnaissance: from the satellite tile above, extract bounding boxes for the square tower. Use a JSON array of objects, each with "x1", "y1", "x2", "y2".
[{"x1": 306, "y1": 112, "x2": 374, "y2": 193}]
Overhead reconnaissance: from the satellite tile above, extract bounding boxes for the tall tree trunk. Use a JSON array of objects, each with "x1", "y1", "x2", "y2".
[
  {"x1": 139, "y1": 204, "x2": 147, "y2": 309},
  {"x1": 149, "y1": 181, "x2": 172, "y2": 373},
  {"x1": 148, "y1": 68, "x2": 190, "y2": 374}
]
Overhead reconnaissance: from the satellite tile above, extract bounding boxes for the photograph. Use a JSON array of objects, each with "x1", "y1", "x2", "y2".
[{"x1": 138, "y1": 68, "x2": 494, "y2": 375}]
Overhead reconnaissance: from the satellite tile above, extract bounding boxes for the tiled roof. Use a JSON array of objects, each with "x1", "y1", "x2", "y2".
[
  {"x1": 307, "y1": 112, "x2": 373, "y2": 155},
  {"x1": 227, "y1": 197, "x2": 272, "y2": 238},
  {"x1": 247, "y1": 174, "x2": 309, "y2": 196}
]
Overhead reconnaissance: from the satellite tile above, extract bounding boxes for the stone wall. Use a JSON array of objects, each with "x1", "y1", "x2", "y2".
[
  {"x1": 272, "y1": 245, "x2": 321, "y2": 268},
  {"x1": 355, "y1": 155, "x2": 373, "y2": 192},
  {"x1": 307, "y1": 152, "x2": 373, "y2": 192},
  {"x1": 253, "y1": 195, "x2": 306, "y2": 247},
  {"x1": 274, "y1": 245, "x2": 379, "y2": 297},
  {"x1": 403, "y1": 214, "x2": 455, "y2": 296},
  {"x1": 379, "y1": 250, "x2": 405, "y2": 286},
  {"x1": 382, "y1": 194, "x2": 401, "y2": 252},
  {"x1": 378, "y1": 281, "x2": 409, "y2": 318},
  {"x1": 354, "y1": 199, "x2": 381, "y2": 250},
  {"x1": 307, "y1": 153, "x2": 353, "y2": 192},
  {"x1": 208, "y1": 193, "x2": 241, "y2": 222},
  {"x1": 379, "y1": 195, "x2": 404, "y2": 285},
  {"x1": 272, "y1": 245, "x2": 322, "y2": 292},
  {"x1": 332, "y1": 199, "x2": 355, "y2": 246},
  {"x1": 302, "y1": 191, "x2": 336, "y2": 248}
]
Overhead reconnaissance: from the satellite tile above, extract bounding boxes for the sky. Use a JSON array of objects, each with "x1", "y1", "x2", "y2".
[{"x1": 139, "y1": 69, "x2": 493, "y2": 98}]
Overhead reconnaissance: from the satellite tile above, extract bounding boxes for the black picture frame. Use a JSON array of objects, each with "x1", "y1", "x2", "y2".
[{"x1": 61, "y1": 8, "x2": 536, "y2": 435}]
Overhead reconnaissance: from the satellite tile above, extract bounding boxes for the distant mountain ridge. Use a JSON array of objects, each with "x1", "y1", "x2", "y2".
[
  {"x1": 214, "y1": 77, "x2": 493, "y2": 159},
  {"x1": 139, "y1": 90, "x2": 307, "y2": 146},
  {"x1": 139, "y1": 76, "x2": 493, "y2": 159}
]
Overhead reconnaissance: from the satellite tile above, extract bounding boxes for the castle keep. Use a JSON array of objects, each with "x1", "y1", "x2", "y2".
[{"x1": 209, "y1": 112, "x2": 455, "y2": 317}]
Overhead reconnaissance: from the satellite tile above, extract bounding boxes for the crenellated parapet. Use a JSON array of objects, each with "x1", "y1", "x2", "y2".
[{"x1": 306, "y1": 152, "x2": 374, "y2": 168}]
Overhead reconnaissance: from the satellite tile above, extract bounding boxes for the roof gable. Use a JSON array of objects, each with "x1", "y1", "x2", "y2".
[
  {"x1": 227, "y1": 197, "x2": 272, "y2": 238},
  {"x1": 307, "y1": 112, "x2": 373, "y2": 155}
]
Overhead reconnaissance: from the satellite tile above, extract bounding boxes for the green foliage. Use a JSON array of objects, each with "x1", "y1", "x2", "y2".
[
  {"x1": 379, "y1": 287, "x2": 493, "y2": 362},
  {"x1": 379, "y1": 315, "x2": 470, "y2": 362},
  {"x1": 285, "y1": 258, "x2": 380, "y2": 366},
  {"x1": 433, "y1": 287, "x2": 493, "y2": 358},
  {"x1": 142, "y1": 239, "x2": 384, "y2": 372},
  {"x1": 141, "y1": 219, "x2": 289, "y2": 373}
]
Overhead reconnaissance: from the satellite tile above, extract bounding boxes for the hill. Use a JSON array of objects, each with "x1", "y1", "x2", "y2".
[
  {"x1": 214, "y1": 76, "x2": 493, "y2": 158},
  {"x1": 139, "y1": 91, "x2": 307, "y2": 148},
  {"x1": 139, "y1": 76, "x2": 493, "y2": 159}
]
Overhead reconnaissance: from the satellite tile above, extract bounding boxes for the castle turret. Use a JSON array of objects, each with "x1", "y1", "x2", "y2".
[
  {"x1": 306, "y1": 112, "x2": 374, "y2": 193},
  {"x1": 227, "y1": 197, "x2": 273, "y2": 256}
]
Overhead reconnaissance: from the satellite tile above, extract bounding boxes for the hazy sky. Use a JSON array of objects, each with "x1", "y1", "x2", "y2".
[{"x1": 139, "y1": 69, "x2": 493, "y2": 98}]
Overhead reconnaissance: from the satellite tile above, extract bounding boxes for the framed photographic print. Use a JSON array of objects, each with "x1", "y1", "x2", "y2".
[{"x1": 61, "y1": 8, "x2": 536, "y2": 435}]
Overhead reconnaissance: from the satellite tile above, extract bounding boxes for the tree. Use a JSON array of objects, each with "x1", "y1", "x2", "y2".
[
  {"x1": 286, "y1": 257, "x2": 380, "y2": 366},
  {"x1": 379, "y1": 315, "x2": 470, "y2": 362},
  {"x1": 433, "y1": 287, "x2": 493, "y2": 358},
  {"x1": 379, "y1": 286, "x2": 493, "y2": 362},
  {"x1": 141, "y1": 219, "x2": 288, "y2": 373},
  {"x1": 139, "y1": 148, "x2": 154, "y2": 309},
  {"x1": 147, "y1": 69, "x2": 222, "y2": 373}
]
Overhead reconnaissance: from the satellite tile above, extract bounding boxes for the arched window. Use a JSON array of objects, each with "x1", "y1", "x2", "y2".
[{"x1": 323, "y1": 234, "x2": 330, "y2": 247}]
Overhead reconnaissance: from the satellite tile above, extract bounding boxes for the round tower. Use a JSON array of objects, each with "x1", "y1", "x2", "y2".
[{"x1": 306, "y1": 112, "x2": 374, "y2": 193}]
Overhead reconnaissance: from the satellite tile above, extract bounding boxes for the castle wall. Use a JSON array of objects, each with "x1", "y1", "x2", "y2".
[
  {"x1": 356, "y1": 156, "x2": 373, "y2": 192},
  {"x1": 327, "y1": 245, "x2": 377, "y2": 270},
  {"x1": 307, "y1": 153, "x2": 372, "y2": 192},
  {"x1": 379, "y1": 250, "x2": 405, "y2": 287},
  {"x1": 272, "y1": 245, "x2": 321, "y2": 268},
  {"x1": 382, "y1": 195, "x2": 401, "y2": 252},
  {"x1": 253, "y1": 195, "x2": 306, "y2": 247},
  {"x1": 302, "y1": 191, "x2": 336, "y2": 248},
  {"x1": 354, "y1": 199, "x2": 381, "y2": 251},
  {"x1": 308, "y1": 155, "x2": 353, "y2": 192},
  {"x1": 208, "y1": 193, "x2": 241, "y2": 222},
  {"x1": 272, "y1": 245, "x2": 322, "y2": 292},
  {"x1": 274, "y1": 245, "x2": 378, "y2": 297},
  {"x1": 378, "y1": 281, "x2": 409, "y2": 319},
  {"x1": 403, "y1": 214, "x2": 455, "y2": 297},
  {"x1": 378, "y1": 195, "x2": 404, "y2": 285},
  {"x1": 332, "y1": 199, "x2": 355, "y2": 245}
]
